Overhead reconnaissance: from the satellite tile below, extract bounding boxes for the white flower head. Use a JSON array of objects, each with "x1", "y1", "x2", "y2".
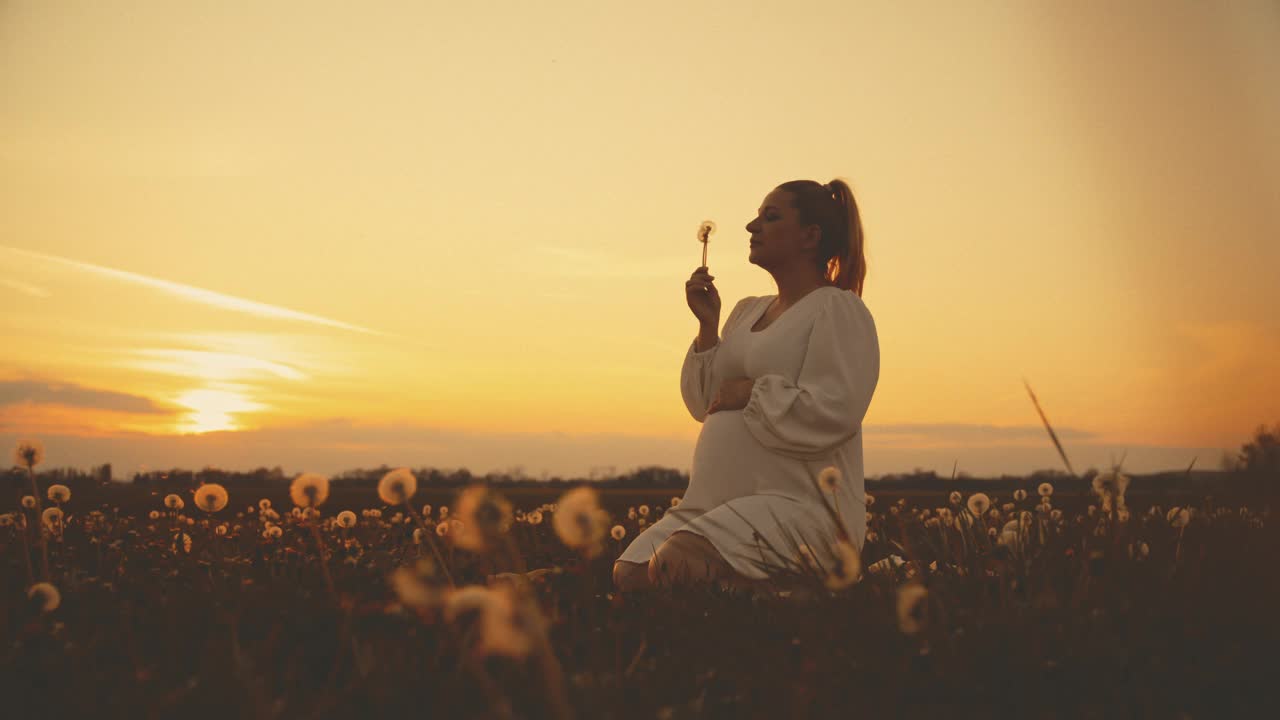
[
  {"x1": 47, "y1": 484, "x2": 71, "y2": 503},
  {"x1": 335, "y1": 510, "x2": 357, "y2": 528},
  {"x1": 21, "y1": 495, "x2": 36, "y2": 509},
  {"x1": 41, "y1": 506, "x2": 64, "y2": 529},
  {"x1": 164, "y1": 494, "x2": 184, "y2": 510},
  {"x1": 611, "y1": 524, "x2": 626, "y2": 541},
  {"x1": 1038, "y1": 482, "x2": 1054, "y2": 497},
  {"x1": 825, "y1": 539, "x2": 862, "y2": 589},
  {"x1": 949, "y1": 491, "x2": 962, "y2": 506},
  {"x1": 378, "y1": 468, "x2": 418, "y2": 506},
  {"x1": 290, "y1": 473, "x2": 331, "y2": 509},
  {"x1": 1012, "y1": 489, "x2": 1027, "y2": 502}
]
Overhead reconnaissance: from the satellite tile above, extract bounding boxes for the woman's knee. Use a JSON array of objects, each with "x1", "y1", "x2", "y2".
[
  {"x1": 648, "y1": 531, "x2": 728, "y2": 585},
  {"x1": 613, "y1": 560, "x2": 651, "y2": 592}
]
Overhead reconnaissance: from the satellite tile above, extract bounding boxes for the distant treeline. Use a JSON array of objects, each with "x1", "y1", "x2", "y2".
[{"x1": 5, "y1": 462, "x2": 1277, "y2": 500}]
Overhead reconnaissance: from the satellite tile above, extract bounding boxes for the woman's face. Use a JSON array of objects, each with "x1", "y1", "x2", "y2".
[{"x1": 745, "y1": 189, "x2": 820, "y2": 268}]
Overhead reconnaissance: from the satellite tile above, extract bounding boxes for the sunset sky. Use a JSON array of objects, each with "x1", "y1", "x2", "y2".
[{"x1": 2, "y1": 0, "x2": 1277, "y2": 480}]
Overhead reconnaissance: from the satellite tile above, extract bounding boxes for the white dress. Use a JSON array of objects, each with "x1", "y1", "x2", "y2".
[{"x1": 618, "y1": 285, "x2": 880, "y2": 579}]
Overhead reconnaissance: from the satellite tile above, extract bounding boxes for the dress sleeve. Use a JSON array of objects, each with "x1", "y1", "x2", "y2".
[
  {"x1": 681, "y1": 297, "x2": 752, "y2": 423},
  {"x1": 741, "y1": 290, "x2": 879, "y2": 460}
]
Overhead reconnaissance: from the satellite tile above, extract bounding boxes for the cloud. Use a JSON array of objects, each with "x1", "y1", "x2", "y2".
[
  {"x1": 0, "y1": 278, "x2": 51, "y2": 298},
  {"x1": 0, "y1": 244, "x2": 394, "y2": 338},
  {"x1": 0, "y1": 380, "x2": 174, "y2": 415}
]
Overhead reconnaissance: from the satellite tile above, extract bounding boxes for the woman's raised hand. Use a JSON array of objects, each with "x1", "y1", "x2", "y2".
[{"x1": 685, "y1": 266, "x2": 720, "y2": 327}]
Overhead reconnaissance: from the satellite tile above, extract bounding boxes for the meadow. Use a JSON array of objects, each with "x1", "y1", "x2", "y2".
[{"x1": 3, "y1": 442, "x2": 1277, "y2": 719}]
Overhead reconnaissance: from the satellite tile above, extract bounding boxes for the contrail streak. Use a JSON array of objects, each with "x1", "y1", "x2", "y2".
[{"x1": 1, "y1": 244, "x2": 394, "y2": 338}]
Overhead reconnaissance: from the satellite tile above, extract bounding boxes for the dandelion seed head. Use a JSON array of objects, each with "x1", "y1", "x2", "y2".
[
  {"x1": 266, "y1": 525, "x2": 282, "y2": 538},
  {"x1": 896, "y1": 582, "x2": 928, "y2": 635},
  {"x1": 1013, "y1": 489, "x2": 1027, "y2": 502},
  {"x1": 195, "y1": 483, "x2": 229, "y2": 513},
  {"x1": 1038, "y1": 482, "x2": 1054, "y2": 497},
  {"x1": 27, "y1": 582, "x2": 60, "y2": 612},
  {"x1": 697, "y1": 220, "x2": 716, "y2": 243},
  {"x1": 825, "y1": 539, "x2": 862, "y2": 589},
  {"x1": 215, "y1": 523, "x2": 228, "y2": 536},
  {"x1": 435, "y1": 521, "x2": 449, "y2": 537},
  {"x1": 552, "y1": 486, "x2": 607, "y2": 554},
  {"x1": 670, "y1": 496, "x2": 682, "y2": 508},
  {"x1": 610, "y1": 524, "x2": 626, "y2": 541},
  {"x1": 865, "y1": 494, "x2": 875, "y2": 507},
  {"x1": 258, "y1": 498, "x2": 271, "y2": 511},
  {"x1": 41, "y1": 506, "x2": 63, "y2": 529},
  {"x1": 817, "y1": 466, "x2": 842, "y2": 493},
  {"x1": 13, "y1": 439, "x2": 44, "y2": 468},
  {"x1": 527, "y1": 509, "x2": 543, "y2": 525},
  {"x1": 47, "y1": 484, "x2": 71, "y2": 503},
  {"x1": 164, "y1": 494, "x2": 184, "y2": 510},
  {"x1": 1167, "y1": 506, "x2": 1190, "y2": 528},
  {"x1": 949, "y1": 491, "x2": 962, "y2": 505},
  {"x1": 453, "y1": 485, "x2": 515, "y2": 552},
  {"x1": 638, "y1": 504, "x2": 650, "y2": 517},
  {"x1": 335, "y1": 510, "x2": 357, "y2": 528},
  {"x1": 966, "y1": 493, "x2": 991, "y2": 517},
  {"x1": 290, "y1": 473, "x2": 331, "y2": 509},
  {"x1": 378, "y1": 468, "x2": 418, "y2": 505},
  {"x1": 21, "y1": 495, "x2": 36, "y2": 509}
]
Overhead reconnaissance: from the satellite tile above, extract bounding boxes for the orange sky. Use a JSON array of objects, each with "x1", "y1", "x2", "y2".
[{"x1": 2, "y1": 0, "x2": 1277, "y2": 478}]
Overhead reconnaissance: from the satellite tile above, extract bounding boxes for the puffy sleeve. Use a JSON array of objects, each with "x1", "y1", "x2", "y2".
[
  {"x1": 741, "y1": 290, "x2": 879, "y2": 460},
  {"x1": 681, "y1": 297, "x2": 753, "y2": 423}
]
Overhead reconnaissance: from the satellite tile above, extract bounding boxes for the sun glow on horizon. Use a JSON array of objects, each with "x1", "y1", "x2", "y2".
[{"x1": 173, "y1": 388, "x2": 264, "y2": 434}]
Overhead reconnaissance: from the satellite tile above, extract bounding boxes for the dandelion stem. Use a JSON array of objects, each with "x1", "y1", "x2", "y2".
[
  {"x1": 26, "y1": 466, "x2": 51, "y2": 582},
  {"x1": 309, "y1": 518, "x2": 337, "y2": 599},
  {"x1": 405, "y1": 504, "x2": 455, "y2": 587}
]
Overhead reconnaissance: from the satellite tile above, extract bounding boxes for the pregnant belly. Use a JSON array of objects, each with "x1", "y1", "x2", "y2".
[{"x1": 687, "y1": 410, "x2": 797, "y2": 507}]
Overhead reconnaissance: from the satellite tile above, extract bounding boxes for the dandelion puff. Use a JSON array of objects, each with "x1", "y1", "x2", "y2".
[
  {"x1": 27, "y1": 582, "x2": 60, "y2": 612},
  {"x1": 258, "y1": 498, "x2": 271, "y2": 511},
  {"x1": 865, "y1": 494, "x2": 875, "y2": 507},
  {"x1": 1050, "y1": 509, "x2": 1063, "y2": 522},
  {"x1": 335, "y1": 510, "x2": 357, "y2": 528},
  {"x1": 611, "y1": 524, "x2": 626, "y2": 541},
  {"x1": 195, "y1": 483, "x2": 229, "y2": 513},
  {"x1": 266, "y1": 525, "x2": 283, "y2": 539},
  {"x1": 378, "y1": 468, "x2": 418, "y2": 505},
  {"x1": 966, "y1": 493, "x2": 991, "y2": 517},
  {"x1": 21, "y1": 495, "x2": 36, "y2": 509},
  {"x1": 1038, "y1": 482, "x2": 1054, "y2": 497},
  {"x1": 1167, "y1": 506, "x2": 1189, "y2": 529},
  {"x1": 422, "y1": 504, "x2": 432, "y2": 518},
  {"x1": 825, "y1": 539, "x2": 862, "y2": 590},
  {"x1": 552, "y1": 486, "x2": 607, "y2": 554},
  {"x1": 896, "y1": 582, "x2": 929, "y2": 635},
  {"x1": 436, "y1": 521, "x2": 449, "y2": 537},
  {"x1": 47, "y1": 484, "x2": 71, "y2": 503},
  {"x1": 453, "y1": 485, "x2": 515, "y2": 552},
  {"x1": 164, "y1": 494, "x2": 185, "y2": 510},
  {"x1": 1013, "y1": 489, "x2": 1027, "y2": 502},
  {"x1": 670, "y1": 496, "x2": 682, "y2": 508},
  {"x1": 527, "y1": 510, "x2": 543, "y2": 525},
  {"x1": 13, "y1": 439, "x2": 44, "y2": 468},
  {"x1": 290, "y1": 473, "x2": 330, "y2": 509},
  {"x1": 1001, "y1": 502, "x2": 1015, "y2": 514},
  {"x1": 638, "y1": 504, "x2": 650, "y2": 517},
  {"x1": 817, "y1": 466, "x2": 842, "y2": 493},
  {"x1": 41, "y1": 506, "x2": 63, "y2": 529},
  {"x1": 215, "y1": 524, "x2": 228, "y2": 536}
]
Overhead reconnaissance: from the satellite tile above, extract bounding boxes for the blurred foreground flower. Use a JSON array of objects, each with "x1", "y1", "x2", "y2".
[
  {"x1": 552, "y1": 486, "x2": 608, "y2": 557},
  {"x1": 444, "y1": 583, "x2": 545, "y2": 660},
  {"x1": 27, "y1": 582, "x2": 60, "y2": 612},
  {"x1": 896, "y1": 582, "x2": 929, "y2": 635},
  {"x1": 290, "y1": 473, "x2": 331, "y2": 509},
  {"x1": 817, "y1": 466, "x2": 842, "y2": 493},
  {"x1": 825, "y1": 539, "x2": 862, "y2": 590},
  {"x1": 378, "y1": 468, "x2": 418, "y2": 505},
  {"x1": 390, "y1": 558, "x2": 446, "y2": 610},
  {"x1": 453, "y1": 485, "x2": 515, "y2": 552}
]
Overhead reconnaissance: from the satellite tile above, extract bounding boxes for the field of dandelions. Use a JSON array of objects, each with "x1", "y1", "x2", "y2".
[{"x1": 3, "y1": 439, "x2": 1277, "y2": 719}]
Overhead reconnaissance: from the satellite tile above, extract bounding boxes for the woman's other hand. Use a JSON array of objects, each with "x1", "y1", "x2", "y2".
[{"x1": 707, "y1": 377, "x2": 755, "y2": 414}]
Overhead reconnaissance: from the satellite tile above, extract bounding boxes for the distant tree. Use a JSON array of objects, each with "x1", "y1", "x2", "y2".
[{"x1": 1236, "y1": 422, "x2": 1280, "y2": 496}]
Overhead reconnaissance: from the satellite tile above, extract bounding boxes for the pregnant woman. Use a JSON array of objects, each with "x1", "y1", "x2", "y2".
[{"x1": 613, "y1": 178, "x2": 879, "y2": 594}]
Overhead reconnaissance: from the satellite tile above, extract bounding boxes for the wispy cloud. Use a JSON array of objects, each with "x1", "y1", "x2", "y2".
[
  {"x1": 0, "y1": 277, "x2": 51, "y2": 298},
  {"x1": 0, "y1": 245, "x2": 393, "y2": 338},
  {"x1": 0, "y1": 379, "x2": 174, "y2": 415}
]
